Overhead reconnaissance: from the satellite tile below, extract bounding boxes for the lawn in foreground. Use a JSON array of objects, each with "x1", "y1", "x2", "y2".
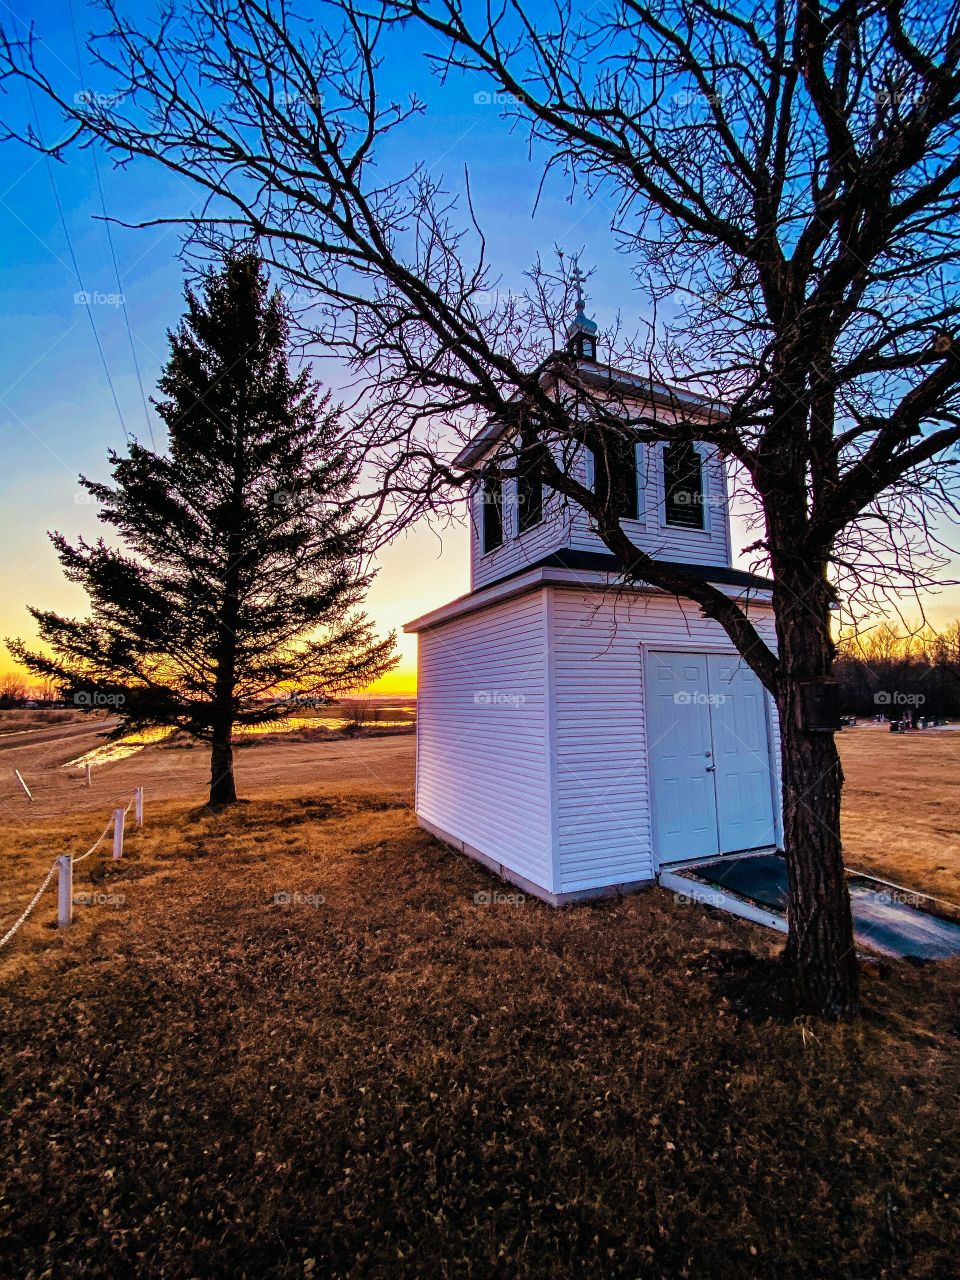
[{"x1": 0, "y1": 787, "x2": 957, "y2": 1280}]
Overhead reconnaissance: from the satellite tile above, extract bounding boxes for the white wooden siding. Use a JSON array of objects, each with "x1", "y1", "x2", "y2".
[
  {"x1": 568, "y1": 443, "x2": 732, "y2": 569},
  {"x1": 549, "y1": 589, "x2": 779, "y2": 893},
  {"x1": 416, "y1": 593, "x2": 554, "y2": 890},
  {"x1": 471, "y1": 475, "x2": 575, "y2": 590},
  {"x1": 469, "y1": 442, "x2": 733, "y2": 592}
]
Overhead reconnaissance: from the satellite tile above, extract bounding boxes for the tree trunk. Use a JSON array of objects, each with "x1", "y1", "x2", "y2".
[
  {"x1": 774, "y1": 568, "x2": 860, "y2": 1020},
  {"x1": 209, "y1": 725, "x2": 237, "y2": 806},
  {"x1": 207, "y1": 371, "x2": 246, "y2": 810}
]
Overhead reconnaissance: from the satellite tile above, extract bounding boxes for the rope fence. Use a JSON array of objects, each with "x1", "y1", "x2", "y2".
[
  {"x1": 0, "y1": 786, "x2": 144, "y2": 951},
  {"x1": 0, "y1": 862, "x2": 59, "y2": 951}
]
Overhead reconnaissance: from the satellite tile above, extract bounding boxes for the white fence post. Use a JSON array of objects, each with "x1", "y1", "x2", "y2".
[
  {"x1": 85, "y1": 763, "x2": 92, "y2": 788},
  {"x1": 112, "y1": 807, "x2": 125, "y2": 860},
  {"x1": 57, "y1": 855, "x2": 73, "y2": 928},
  {"x1": 14, "y1": 769, "x2": 32, "y2": 801},
  {"x1": 134, "y1": 786, "x2": 144, "y2": 828}
]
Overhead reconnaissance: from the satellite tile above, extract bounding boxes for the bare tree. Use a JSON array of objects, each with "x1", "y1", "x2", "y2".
[
  {"x1": 3, "y1": 0, "x2": 960, "y2": 1016},
  {"x1": 0, "y1": 674, "x2": 28, "y2": 706}
]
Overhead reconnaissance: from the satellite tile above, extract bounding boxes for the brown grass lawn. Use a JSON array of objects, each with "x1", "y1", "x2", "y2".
[
  {"x1": 838, "y1": 724, "x2": 960, "y2": 905},
  {"x1": 0, "y1": 725, "x2": 957, "y2": 1279}
]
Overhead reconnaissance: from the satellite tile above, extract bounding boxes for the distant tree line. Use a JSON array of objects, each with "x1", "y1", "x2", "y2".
[
  {"x1": 835, "y1": 622, "x2": 960, "y2": 720},
  {"x1": 0, "y1": 676, "x2": 62, "y2": 709}
]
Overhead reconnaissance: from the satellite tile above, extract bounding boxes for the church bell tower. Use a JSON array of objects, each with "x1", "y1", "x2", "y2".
[{"x1": 566, "y1": 261, "x2": 599, "y2": 362}]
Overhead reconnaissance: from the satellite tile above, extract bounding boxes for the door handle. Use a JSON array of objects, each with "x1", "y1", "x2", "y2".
[{"x1": 705, "y1": 765, "x2": 716, "y2": 772}]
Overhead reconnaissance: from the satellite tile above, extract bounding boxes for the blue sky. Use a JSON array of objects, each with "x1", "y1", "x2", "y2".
[
  {"x1": 0, "y1": 0, "x2": 638, "y2": 686},
  {"x1": 1, "y1": 0, "x2": 956, "y2": 687}
]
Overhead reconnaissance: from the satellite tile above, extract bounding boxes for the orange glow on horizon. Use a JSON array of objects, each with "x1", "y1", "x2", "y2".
[
  {"x1": 0, "y1": 645, "x2": 419, "y2": 696},
  {"x1": 0, "y1": 508, "x2": 464, "y2": 700},
  {"x1": 360, "y1": 665, "x2": 418, "y2": 697}
]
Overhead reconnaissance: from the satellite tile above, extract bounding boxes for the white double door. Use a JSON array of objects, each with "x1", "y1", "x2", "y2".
[{"x1": 648, "y1": 651, "x2": 777, "y2": 865}]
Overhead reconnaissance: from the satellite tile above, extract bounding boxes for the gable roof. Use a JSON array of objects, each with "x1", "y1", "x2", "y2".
[{"x1": 453, "y1": 359, "x2": 729, "y2": 469}]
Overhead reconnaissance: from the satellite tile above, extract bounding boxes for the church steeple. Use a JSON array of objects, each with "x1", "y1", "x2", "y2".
[{"x1": 566, "y1": 261, "x2": 599, "y2": 362}]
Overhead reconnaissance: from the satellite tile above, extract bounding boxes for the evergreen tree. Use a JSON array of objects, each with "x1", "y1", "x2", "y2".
[{"x1": 8, "y1": 253, "x2": 397, "y2": 805}]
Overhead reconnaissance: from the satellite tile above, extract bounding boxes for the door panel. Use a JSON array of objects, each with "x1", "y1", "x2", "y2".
[
  {"x1": 647, "y1": 652, "x2": 720, "y2": 863},
  {"x1": 648, "y1": 651, "x2": 777, "y2": 866},
  {"x1": 706, "y1": 656, "x2": 777, "y2": 853}
]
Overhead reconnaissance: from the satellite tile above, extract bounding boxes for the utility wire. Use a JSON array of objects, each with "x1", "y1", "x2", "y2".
[
  {"x1": 25, "y1": 81, "x2": 130, "y2": 443},
  {"x1": 67, "y1": 0, "x2": 156, "y2": 448}
]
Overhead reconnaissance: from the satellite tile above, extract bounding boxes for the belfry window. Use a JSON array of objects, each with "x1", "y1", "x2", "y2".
[
  {"x1": 517, "y1": 449, "x2": 543, "y2": 533},
  {"x1": 593, "y1": 436, "x2": 639, "y2": 521},
  {"x1": 663, "y1": 441, "x2": 705, "y2": 529},
  {"x1": 481, "y1": 469, "x2": 504, "y2": 552}
]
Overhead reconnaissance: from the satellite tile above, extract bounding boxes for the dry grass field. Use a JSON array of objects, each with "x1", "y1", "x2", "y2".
[
  {"x1": 0, "y1": 720, "x2": 957, "y2": 1278},
  {"x1": 838, "y1": 724, "x2": 960, "y2": 905},
  {"x1": 0, "y1": 705, "x2": 94, "y2": 735}
]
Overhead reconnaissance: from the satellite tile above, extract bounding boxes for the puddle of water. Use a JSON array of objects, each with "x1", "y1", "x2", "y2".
[
  {"x1": 63, "y1": 709, "x2": 416, "y2": 769},
  {"x1": 64, "y1": 726, "x2": 174, "y2": 769},
  {"x1": 247, "y1": 713, "x2": 414, "y2": 733}
]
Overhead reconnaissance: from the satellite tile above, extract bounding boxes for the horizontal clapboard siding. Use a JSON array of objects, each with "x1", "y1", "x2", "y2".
[
  {"x1": 416, "y1": 593, "x2": 554, "y2": 889},
  {"x1": 567, "y1": 443, "x2": 732, "y2": 569},
  {"x1": 550, "y1": 590, "x2": 779, "y2": 892},
  {"x1": 470, "y1": 442, "x2": 733, "y2": 591},
  {"x1": 471, "y1": 477, "x2": 574, "y2": 591}
]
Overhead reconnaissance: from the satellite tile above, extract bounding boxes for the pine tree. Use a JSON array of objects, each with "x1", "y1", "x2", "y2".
[{"x1": 8, "y1": 253, "x2": 397, "y2": 805}]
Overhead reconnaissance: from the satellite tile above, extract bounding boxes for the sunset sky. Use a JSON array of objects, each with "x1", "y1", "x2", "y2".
[{"x1": 2, "y1": 0, "x2": 958, "y2": 697}]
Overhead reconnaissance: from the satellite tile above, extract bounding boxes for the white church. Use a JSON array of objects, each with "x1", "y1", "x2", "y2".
[{"x1": 404, "y1": 300, "x2": 782, "y2": 904}]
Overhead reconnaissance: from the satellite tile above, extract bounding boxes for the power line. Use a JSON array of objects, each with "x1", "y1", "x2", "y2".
[
  {"x1": 26, "y1": 81, "x2": 130, "y2": 444},
  {"x1": 67, "y1": 0, "x2": 156, "y2": 449},
  {"x1": 91, "y1": 158, "x2": 156, "y2": 448}
]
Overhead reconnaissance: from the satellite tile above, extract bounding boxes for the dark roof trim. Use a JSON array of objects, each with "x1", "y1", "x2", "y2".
[
  {"x1": 571, "y1": 364, "x2": 729, "y2": 418},
  {"x1": 503, "y1": 548, "x2": 773, "y2": 592},
  {"x1": 453, "y1": 360, "x2": 729, "y2": 469},
  {"x1": 404, "y1": 552, "x2": 773, "y2": 632}
]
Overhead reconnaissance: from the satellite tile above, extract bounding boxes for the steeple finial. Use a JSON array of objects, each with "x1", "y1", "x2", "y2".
[
  {"x1": 571, "y1": 259, "x2": 587, "y2": 312},
  {"x1": 565, "y1": 255, "x2": 598, "y2": 362}
]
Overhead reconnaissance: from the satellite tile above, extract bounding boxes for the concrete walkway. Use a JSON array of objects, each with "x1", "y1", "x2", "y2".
[{"x1": 666, "y1": 852, "x2": 960, "y2": 960}]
